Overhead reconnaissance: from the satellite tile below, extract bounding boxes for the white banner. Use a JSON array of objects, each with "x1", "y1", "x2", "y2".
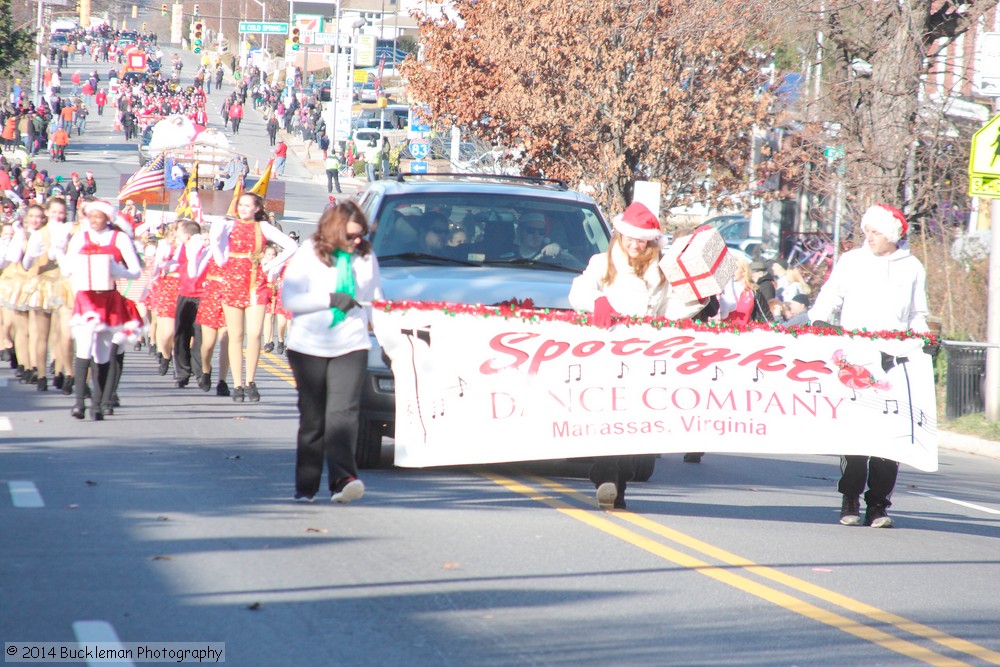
[{"x1": 373, "y1": 305, "x2": 939, "y2": 472}]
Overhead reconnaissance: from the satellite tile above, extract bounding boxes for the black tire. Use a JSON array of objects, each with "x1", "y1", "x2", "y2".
[
  {"x1": 355, "y1": 420, "x2": 384, "y2": 469},
  {"x1": 633, "y1": 455, "x2": 656, "y2": 482}
]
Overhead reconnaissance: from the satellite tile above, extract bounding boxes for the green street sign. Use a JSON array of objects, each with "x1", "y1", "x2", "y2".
[
  {"x1": 823, "y1": 145, "x2": 845, "y2": 160},
  {"x1": 238, "y1": 21, "x2": 289, "y2": 34}
]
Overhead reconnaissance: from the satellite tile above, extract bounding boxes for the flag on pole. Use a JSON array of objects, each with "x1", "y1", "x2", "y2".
[
  {"x1": 174, "y1": 162, "x2": 199, "y2": 219},
  {"x1": 226, "y1": 174, "x2": 245, "y2": 217},
  {"x1": 248, "y1": 158, "x2": 273, "y2": 198},
  {"x1": 116, "y1": 151, "x2": 166, "y2": 200}
]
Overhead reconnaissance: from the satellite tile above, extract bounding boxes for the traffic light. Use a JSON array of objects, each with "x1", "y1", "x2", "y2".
[
  {"x1": 290, "y1": 26, "x2": 300, "y2": 50},
  {"x1": 193, "y1": 4, "x2": 199, "y2": 15},
  {"x1": 142, "y1": 22, "x2": 147, "y2": 31},
  {"x1": 193, "y1": 20, "x2": 203, "y2": 53},
  {"x1": 161, "y1": 3, "x2": 167, "y2": 16}
]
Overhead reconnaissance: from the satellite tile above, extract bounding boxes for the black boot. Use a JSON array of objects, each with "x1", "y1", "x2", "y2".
[
  {"x1": 71, "y1": 358, "x2": 88, "y2": 419},
  {"x1": 62, "y1": 375, "x2": 75, "y2": 396},
  {"x1": 90, "y1": 361, "x2": 110, "y2": 421},
  {"x1": 103, "y1": 347, "x2": 124, "y2": 414}
]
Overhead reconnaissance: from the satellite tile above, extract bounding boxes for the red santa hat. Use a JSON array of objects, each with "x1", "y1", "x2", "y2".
[
  {"x1": 85, "y1": 199, "x2": 115, "y2": 221},
  {"x1": 861, "y1": 204, "x2": 908, "y2": 243},
  {"x1": 612, "y1": 202, "x2": 661, "y2": 241}
]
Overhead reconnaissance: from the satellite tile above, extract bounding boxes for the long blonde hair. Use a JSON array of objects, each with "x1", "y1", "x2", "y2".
[
  {"x1": 601, "y1": 232, "x2": 664, "y2": 287},
  {"x1": 784, "y1": 267, "x2": 811, "y2": 295},
  {"x1": 734, "y1": 258, "x2": 758, "y2": 292}
]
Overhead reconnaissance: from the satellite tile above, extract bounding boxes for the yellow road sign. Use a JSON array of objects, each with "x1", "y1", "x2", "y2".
[{"x1": 968, "y1": 112, "x2": 1000, "y2": 197}]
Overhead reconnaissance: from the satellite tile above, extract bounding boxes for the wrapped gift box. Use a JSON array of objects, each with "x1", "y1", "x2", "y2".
[
  {"x1": 660, "y1": 227, "x2": 738, "y2": 301},
  {"x1": 72, "y1": 254, "x2": 113, "y2": 292}
]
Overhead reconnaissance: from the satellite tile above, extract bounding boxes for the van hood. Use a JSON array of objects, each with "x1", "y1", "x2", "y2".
[{"x1": 379, "y1": 264, "x2": 578, "y2": 309}]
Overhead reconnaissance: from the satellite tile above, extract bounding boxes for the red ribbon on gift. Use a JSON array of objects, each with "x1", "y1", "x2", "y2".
[{"x1": 669, "y1": 230, "x2": 728, "y2": 301}]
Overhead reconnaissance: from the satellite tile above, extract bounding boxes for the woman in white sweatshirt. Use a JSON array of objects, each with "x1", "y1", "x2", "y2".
[
  {"x1": 281, "y1": 201, "x2": 382, "y2": 504},
  {"x1": 569, "y1": 202, "x2": 708, "y2": 510}
]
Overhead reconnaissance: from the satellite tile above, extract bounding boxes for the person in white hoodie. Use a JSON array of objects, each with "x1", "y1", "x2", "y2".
[
  {"x1": 569, "y1": 202, "x2": 711, "y2": 510},
  {"x1": 281, "y1": 201, "x2": 382, "y2": 504},
  {"x1": 809, "y1": 203, "x2": 929, "y2": 528}
]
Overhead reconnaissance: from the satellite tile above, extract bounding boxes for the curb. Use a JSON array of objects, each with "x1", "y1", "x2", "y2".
[{"x1": 939, "y1": 430, "x2": 1000, "y2": 460}]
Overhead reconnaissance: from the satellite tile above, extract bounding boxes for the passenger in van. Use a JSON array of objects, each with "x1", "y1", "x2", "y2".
[{"x1": 417, "y1": 212, "x2": 450, "y2": 254}]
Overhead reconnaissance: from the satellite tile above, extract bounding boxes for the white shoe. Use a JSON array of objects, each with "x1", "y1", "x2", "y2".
[
  {"x1": 596, "y1": 482, "x2": 617, "y2": 510},
  {"x1": 331, "y1": 478, "x2": 365, "y2": 504}
]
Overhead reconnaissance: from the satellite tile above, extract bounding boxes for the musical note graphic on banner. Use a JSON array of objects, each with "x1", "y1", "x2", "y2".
[
  {"x1": 806, "y1": 381, "x2": 822, "y2": 394},
  {"x1": 650, "y1": 359, "x2": 667, "y2": 376},
  {"x1": 850, "y1": 389, "x2": 858, "y2": 401},
  {"x1": 883, "y1": 399, "x2": 899, "y2": 415},
  {"x1": 453, "y1": 377, "x2": 467, "y2": 398},
  {"x1": 565, "y1": 364, "x2": 582, "y2": 383},
  {"x1": 917, "y1": 410, "x2": 925, "y2": 427},
  {"x1": 430, "y1": 399, "x2": 446, "y2": 418},
  {"x1": 712, "y1": 366, "x2": 723, "y2": 381},
  {"x1": 752, "y1": 368, "x2": 763, "y2": 383},
  {"x1": 617, "y1": 362, "x2": 629, "y2": 379}
]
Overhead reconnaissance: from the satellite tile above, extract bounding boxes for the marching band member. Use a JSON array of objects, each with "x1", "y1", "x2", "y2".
[
  {"x1": 210, "y1": 193, "x2": 296, "y2": 403},
  {"x1": 58, "y1": 200, "x2": 142, "y2": 420}
]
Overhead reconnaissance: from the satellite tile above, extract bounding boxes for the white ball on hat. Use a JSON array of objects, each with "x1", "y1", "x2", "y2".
[{"x1": 861, "y1": 204, "x2": 908, "y2": 244}]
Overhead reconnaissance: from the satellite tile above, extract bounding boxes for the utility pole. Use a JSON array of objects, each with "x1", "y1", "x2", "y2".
[
  {"x1": 986, "y1": 99, "x2": 1000, "y2": 422},
  {"x1": 33, "y1": 0, "x2": 45, "y2": 107}
]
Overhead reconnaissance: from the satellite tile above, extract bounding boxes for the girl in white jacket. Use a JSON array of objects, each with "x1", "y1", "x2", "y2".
[
  {"x1": 281, "y1": 201, "x2": 382, "y2": 504},
  {"x1": 568, "y1": 203, "x2": 708, "y2": 510}
]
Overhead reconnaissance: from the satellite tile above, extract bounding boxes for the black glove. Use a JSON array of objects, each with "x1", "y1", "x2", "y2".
[
  {"x1": 694, "y1": 296, "x2": 720, "y2": 321},
  {"x1": 811, "y1": 320, "x2": 834, "y2": 329},
  {"x1": 922, "y1": 342, "x2": 941, "y2": 357},
  {"x1": 329, "y1": 292, "x2": 359, "y2": 312}
]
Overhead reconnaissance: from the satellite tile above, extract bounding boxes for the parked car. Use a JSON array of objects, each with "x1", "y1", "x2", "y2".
[
  {"x1": 702, "y1": 215, "x2": 764, "y2": 258},
  {"x1": 353, "y1": 174, "x2": 656, "y2": 480},
  {"x1": 353, "y1": 82, "x2": 378, "y2": 103}
]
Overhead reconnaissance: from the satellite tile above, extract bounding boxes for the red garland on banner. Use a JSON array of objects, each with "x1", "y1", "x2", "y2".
[{"x1": 372, "y1": 299, "x2": 939, "y2": 345}]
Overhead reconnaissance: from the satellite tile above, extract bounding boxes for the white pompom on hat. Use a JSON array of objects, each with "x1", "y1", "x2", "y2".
[
  {"x1": 85, "y1": 199, "x2": 115, "y2": 221},
  {"x1": 861, "y1": 203, "x2": 908, "y2": 243},
  {"x1": 612, "y1": 202, "x2": 661, "y2": 241}
]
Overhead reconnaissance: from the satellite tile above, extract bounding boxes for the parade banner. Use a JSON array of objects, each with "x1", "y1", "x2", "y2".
[{"x1": 373, "y1": 302, "x2": 939, "y2": 472}]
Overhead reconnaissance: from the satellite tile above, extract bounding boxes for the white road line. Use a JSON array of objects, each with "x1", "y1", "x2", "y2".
[
  {"x1": 72, "y1": 621, "x2": 135, "y2": 667},
  {"x1": 8, "y1": 481, "x2": 45, "y2": 508},
  {"x1": 0, "y1": 416, "x2": 11, "y2": 430},
  {"x1": 909, "y1": 490, "x2": 1000, "y2": 515}
]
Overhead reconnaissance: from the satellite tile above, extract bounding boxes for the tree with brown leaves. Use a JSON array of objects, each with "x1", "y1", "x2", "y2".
[{"x1": 404, "y1": 0, "x2": 785, "y2": 213}]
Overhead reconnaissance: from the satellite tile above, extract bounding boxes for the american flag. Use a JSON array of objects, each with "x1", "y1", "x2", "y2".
[{"x1": 116, "y1": 151, "x2": 166, "y2": 201}]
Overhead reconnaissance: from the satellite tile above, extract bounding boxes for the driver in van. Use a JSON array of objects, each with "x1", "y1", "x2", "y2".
[
  {"x1": 506, "y1": 212, "x2": 572, "y2": 261},
  {"x1": 417, "y1": 212, "x2": 450, "y2": 254}
]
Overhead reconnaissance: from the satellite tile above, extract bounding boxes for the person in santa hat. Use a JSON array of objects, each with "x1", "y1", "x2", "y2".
[
  {"x1": 568, "y1": 201, "x2": 712, "y2": 510},
  {"x1": 55, "y1": 199, "x2": 143, "y2": 420},
  {"x1": 809, "y1": 203, "x2": 931, "y2": 528}
]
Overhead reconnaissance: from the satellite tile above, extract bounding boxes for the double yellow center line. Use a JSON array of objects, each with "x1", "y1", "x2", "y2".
[
  {"x1": 483, "y1": 471, "x2": 1000, "y2": 667},
  {"x1": 257, "y1": 357, "x2": 998, "y2": 665}
]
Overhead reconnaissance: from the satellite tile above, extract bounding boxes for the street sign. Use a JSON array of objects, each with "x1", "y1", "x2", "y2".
[
  {"x1": 968, "y1": 112, "x2": 1000, "y2": 197},
  {"x1": 976, "y1": 33, "x2": 1000, "y2": 96},
  {"x1": 312, "y1": 32, "x2": 348, "y2": 46},
  {"x1": 410, "y1": 161, "x2": 428, "y2": 174},
  {"x1": 409, "y1": 140, "x2": 429, "y2": 160},
  {"x1": 823, "y1": 145, "x2": 845, "y2": 160},
  {"x1": 238, "y1": 21, "x2": 288, "y2": 34}
]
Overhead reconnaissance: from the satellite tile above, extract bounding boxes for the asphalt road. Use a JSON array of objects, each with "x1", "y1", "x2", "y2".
[{"x1": 3, "y1": 21, "x2": 1000, "y2": 667}]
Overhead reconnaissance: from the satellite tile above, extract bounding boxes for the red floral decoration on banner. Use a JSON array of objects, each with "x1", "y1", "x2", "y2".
[{"x1": 372, "y1": 300, "x2": 939, "y2": 345}]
